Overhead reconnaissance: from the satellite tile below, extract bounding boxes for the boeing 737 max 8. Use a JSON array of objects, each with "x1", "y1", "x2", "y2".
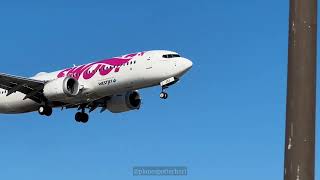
[{"x1": 0, "y1": 50, "x2": 192, "y2": 123}]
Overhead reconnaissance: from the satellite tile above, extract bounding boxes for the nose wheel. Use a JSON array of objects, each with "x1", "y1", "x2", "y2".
[
  {"x1": 160, "y1": 92, "x2": 168, "y2": 99},
  {"x1": 160, "y1": 86, "x2": 169, "y2": 99}
]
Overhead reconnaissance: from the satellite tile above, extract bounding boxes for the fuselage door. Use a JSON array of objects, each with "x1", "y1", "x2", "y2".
[{"x1": 145, "y1": 56, "x2": 153, "y2": 70}]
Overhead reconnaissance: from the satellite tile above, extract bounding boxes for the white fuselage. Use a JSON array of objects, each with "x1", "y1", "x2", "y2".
[{"x1": 0, "y1": 50, "x2": 192, "y2": 114}]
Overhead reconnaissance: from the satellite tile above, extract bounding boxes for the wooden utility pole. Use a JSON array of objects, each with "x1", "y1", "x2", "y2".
[{"x1": 284, "y1": 0, "x2": 317, "y2": 180}]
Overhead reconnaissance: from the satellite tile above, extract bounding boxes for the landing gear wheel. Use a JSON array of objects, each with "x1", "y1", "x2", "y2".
[
  {"x1": 75, "y1": 112, "x2": 82, "y2": 122},
  {"x1": 81, "y1": 113, "x2": 89, "y2": 123},
  {"x1": 38, "y1": 106, "x2": 52, "y2": 116},
  {"x1": 75, "y1": 112, "x2": 89, "y2": 123},
  {"x1": 38, "y1": 106, "x2": 45, "y2": 115},
  {"x1": 160, "y1": 92, "x2": 168, "y2": 99},
  {"x1": 44, "y1": 107, "x2": 52, "y2": 116}
]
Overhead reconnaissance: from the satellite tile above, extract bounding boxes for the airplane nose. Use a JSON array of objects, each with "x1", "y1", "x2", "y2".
[
  {"x1": 174, "y1": 58, "x2": 193, "y2": 78},
  {"x1": 183, "y1": 58, "x2": 193, "y2": 70}
]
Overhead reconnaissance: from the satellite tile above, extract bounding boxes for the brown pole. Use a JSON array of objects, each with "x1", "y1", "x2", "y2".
[{"x1": 284, "y1": 0, "x2": 317, "y2": 180}]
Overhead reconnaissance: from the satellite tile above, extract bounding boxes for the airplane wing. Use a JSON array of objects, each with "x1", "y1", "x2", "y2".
[{"x1": 0, "y1": 73, "x2": 45, "y2": 103}]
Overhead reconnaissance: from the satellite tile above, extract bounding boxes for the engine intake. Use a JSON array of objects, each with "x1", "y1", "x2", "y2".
[
  {"x1": 43, "y1": 77, "x2": 80, "y2": 101},
  {"x1": 107, "y1": 91, "x2": 141, "y2": 113}
]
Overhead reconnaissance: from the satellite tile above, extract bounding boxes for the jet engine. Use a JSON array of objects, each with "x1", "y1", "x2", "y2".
[
  {"x1": 107, "y1": 91, "x2": 141, "y2": 113},
  {"x1": 43, "y1": 77, "x2": 80, "y2": 101}
]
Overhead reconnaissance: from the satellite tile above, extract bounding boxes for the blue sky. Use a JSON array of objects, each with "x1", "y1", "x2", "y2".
[{"x1": 0, "y1": 0, "x2": 318, "y2": 179}]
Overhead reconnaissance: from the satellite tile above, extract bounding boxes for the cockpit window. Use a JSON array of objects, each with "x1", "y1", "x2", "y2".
[{"x1": 162, "y1": 54, "x2": 180, "y2": 58}]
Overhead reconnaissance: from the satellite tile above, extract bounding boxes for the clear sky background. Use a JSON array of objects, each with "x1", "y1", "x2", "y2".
[{"x1": 0, "y1": 0, "x2": 318, "y2": 179}]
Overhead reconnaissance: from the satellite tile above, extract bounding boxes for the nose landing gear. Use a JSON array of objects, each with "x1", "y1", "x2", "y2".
[
  {"x1": 159, "y1": 77, "x2": 179, "y2": 100},
  {"x1": 160, "y1": 86, "x2": 168, "y2": 99}
]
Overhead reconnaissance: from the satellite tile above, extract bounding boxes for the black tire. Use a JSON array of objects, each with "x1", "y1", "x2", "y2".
[
  {"x1": 75, "y1": 112, "x2": 82, "y2": 122},
  {"x1": 44, "y1": 107, "x2": 53, "y2": 116},
  {"x1": 38, "y1": 106, "x2": 45, "y2": 115},
  {"x1": 163, "y1": 93, "x2": 168, "y2": 99},
  {"x1": 160, "y1": 92, "x2": 166, "y2": 99},
  {"x1": 160, "y1": 92, "x2": 168, "y2": 99},
  {"x1": 81, "y1": 113, "x2": 89, "y2": 123}
]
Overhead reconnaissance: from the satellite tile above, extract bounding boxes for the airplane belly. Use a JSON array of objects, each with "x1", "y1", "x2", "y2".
[
  {"x1": 5, "y1": 92, "x2": 39, "y2": 113},
  {"x1": 0, "y1": 94, "x2": 9, "y2": 113}
]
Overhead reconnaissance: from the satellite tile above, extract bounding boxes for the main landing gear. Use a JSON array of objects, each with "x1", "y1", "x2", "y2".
[
  {"x1": 38, "y1": 106, "x2": 52, "y2": 116},
  {"x1": 75, "y1": 108, "x2": 89, "y2": 123}
]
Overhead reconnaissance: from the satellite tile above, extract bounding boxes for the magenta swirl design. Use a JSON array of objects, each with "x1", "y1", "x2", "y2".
[{"x1": 57, "y1": 52, "x2": 144, "y2": 80}]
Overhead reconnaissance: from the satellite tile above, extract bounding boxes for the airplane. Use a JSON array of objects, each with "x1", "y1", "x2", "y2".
[{"x1": 0, "y1": 50, "x2": 192, "y2": 123}]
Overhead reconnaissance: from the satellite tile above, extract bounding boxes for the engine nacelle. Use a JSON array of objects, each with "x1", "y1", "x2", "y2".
[
  {"x1": 43, "y1": 77, "x2": 80, "y2": 101},
  {"x1": 107, "y1": 91, "x2": 141, "y2": 113}
]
